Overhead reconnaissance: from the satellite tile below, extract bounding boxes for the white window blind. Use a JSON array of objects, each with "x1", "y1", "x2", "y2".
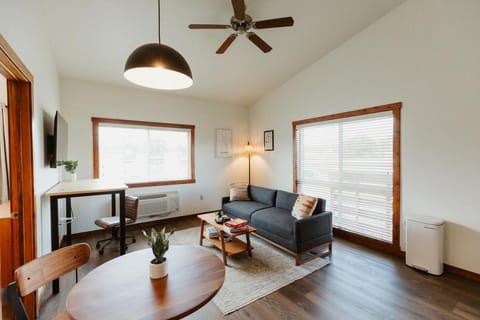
[
  {"x1": 98, "y1": 123, "x2": 192, "y2": 184},
  {"x1": 296, "y1": 112, "x2": 394, "y2": 243}
]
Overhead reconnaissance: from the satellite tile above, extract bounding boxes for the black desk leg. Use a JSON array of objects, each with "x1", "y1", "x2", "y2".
[
  {"x1": 50, "y1": 197, "x2": 60, "y2": 294},
  {"x1": 66, "y1": 197, "x2": 72, "y2": 246},
  {"x1": 119, "y1": 190, "x2": 126, "y2": 255}
]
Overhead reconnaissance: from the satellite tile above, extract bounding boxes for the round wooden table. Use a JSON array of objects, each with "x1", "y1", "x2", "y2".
[{"x1": 66, "y1": 245, "x2": 225, "y2": 320}]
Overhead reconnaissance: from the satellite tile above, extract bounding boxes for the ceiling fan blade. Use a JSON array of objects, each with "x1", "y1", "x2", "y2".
[
  {"x1": 246, "y1": 32, "x2": 272, "y2": 53},
  {"x1": 254, "y1": 17, "x2": 294, "y2": 29},
  {"x1": 231, "y1": 0, "x2": 246, "y2": 20},
  {"x1": 216, "y1": 34, "x2": 238, "y2": 54},
  {"x1": 188, "y1": 24, "x2": 231, "y2": 29}
]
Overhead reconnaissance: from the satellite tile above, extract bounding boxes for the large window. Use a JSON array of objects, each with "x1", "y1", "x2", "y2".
[
  {"x1": 293, "y1": 103, "x2": 401, "y2": 251},
  {"x1": 92, "y1": 118, "x2": 195, "y2": 187}
]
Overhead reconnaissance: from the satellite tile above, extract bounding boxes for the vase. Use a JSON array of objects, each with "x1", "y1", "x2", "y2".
[
  {"x1": 149, "y1": 259, "x2": 168, "y2": 279},
  {"x1": 69, "y1": 172, "x2": 77, "y2": 182}
]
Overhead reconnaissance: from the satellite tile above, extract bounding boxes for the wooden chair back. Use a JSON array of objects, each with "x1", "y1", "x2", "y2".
[
  {"x1": 125, "y1": 195, "x2": 139, "y2": 223},
  {"x1": 8, "y1": 243, "x2": 90, "y2": 319}
]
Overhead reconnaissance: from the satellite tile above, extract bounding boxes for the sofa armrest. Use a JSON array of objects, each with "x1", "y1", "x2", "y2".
[
  {"x1": 221, "y1": 196, "x2": 230, "y2": 207},
  {"x1": 294, "y1": 211, "x2": 332, "y2": 242}
]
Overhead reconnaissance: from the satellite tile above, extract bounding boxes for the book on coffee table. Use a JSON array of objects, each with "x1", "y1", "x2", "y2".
[{"x1": 224, "y1": 218, "x2": 248, "y2": 229}]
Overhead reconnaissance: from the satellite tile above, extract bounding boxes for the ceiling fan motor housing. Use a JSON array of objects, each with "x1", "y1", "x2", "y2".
[{"x1": 230, "y1": 15, "x2": 253, "y2": 33}]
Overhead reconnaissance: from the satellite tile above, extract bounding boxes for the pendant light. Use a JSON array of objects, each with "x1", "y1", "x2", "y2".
[{"x1": 124, "y1": 0, "x2": 193, "y2": 90}]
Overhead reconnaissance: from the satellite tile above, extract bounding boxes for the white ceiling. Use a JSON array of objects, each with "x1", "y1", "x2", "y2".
[{"x1": 41, "y1": 0, "x2": 404, "y2": 107}]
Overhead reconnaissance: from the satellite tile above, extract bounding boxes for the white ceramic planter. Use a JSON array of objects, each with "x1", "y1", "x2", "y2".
[{"x1": 149, "y1": 259, "x2": 168, "y2": 279}]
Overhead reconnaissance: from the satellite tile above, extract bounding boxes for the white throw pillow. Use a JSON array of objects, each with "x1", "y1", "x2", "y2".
[
  {"x1": 229, "y1": 183, "x2": 250, "y2": 201},
  {"x1": 291, "y1": 194, "x2": 318, "y2": 219}
]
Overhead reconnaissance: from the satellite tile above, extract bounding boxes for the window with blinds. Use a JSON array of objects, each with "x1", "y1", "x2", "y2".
[{"x1": 295, "y1": 110, "x2": 395, "y2": 243}]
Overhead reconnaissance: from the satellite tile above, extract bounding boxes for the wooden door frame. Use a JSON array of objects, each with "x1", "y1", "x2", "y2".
[{"x1": 0, "y1": 33, "x2": 36, "y2": 317}]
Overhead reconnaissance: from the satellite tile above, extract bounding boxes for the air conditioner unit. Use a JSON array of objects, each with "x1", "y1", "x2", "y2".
[{"x1": 135, "y1": 191, "x2": 179, "y2": 218}]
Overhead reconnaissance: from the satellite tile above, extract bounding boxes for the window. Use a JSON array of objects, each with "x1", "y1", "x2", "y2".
[
  {"x1": 92, "y1": 118, "x2": 195, "y2": 187},
  {"x1": 293, "y1": 103, "x2": 401, "y2": 251}
]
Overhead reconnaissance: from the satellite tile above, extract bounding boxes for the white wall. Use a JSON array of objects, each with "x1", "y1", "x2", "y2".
[
  {"x1": 60, "y1": 79, "x2": 249, "y2": 233},
  {"x1": 249, "y1": 0, "x2": 480, "y2": 274},
  {"x1": 0, "y1": 0, "x2": 61, "y2": 255}
]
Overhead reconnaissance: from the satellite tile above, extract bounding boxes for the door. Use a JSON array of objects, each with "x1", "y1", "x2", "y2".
[{"x1": 0, "y1": 34, "x2": 36, "y2": 317}]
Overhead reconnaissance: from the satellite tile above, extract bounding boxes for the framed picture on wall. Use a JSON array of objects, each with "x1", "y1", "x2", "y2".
[
  {"x1": 215, "y1": 128, "x2": 232, "y2": 158},
  {"x1": 264, "y1": 130, "x2": 274, "y2": 151}
]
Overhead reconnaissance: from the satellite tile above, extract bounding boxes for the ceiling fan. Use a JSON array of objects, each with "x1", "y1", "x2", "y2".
[{"x1": 188, "y1": 0, "x2": 294, "y2": 54}]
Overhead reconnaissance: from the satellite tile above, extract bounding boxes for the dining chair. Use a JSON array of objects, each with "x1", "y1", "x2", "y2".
[
  {"x1": 7, "y1": 243, "x2": 91, "y2": 320},
  {"x1": 95, "y1": 195, "x2": 139, "y2": 254}
]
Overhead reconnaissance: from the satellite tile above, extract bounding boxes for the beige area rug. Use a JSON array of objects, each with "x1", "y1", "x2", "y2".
[{"x1": 169, "y1": 227, "x2": 329, "y2": 315}]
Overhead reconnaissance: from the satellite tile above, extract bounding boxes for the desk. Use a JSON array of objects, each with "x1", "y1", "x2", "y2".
[
  {"x1": 46, "y1": 179, "x2": 128, "y2": 294},
  {"x1": 66, "y1": 246, "x2": 225, "y2": 320}
]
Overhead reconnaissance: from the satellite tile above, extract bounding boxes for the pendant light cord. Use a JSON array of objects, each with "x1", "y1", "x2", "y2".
[{"x1": 158, "y1": 0, "x2": 161, "y2": 44}]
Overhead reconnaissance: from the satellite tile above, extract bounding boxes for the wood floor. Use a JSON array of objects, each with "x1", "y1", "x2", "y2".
[{"x1": 4, "y1": 216, "x2": 480, "y2": 319}]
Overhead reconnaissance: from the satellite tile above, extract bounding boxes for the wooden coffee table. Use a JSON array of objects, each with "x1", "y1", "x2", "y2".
[{"x1": 198, "y1": 212, "x2": 256, "y2": 265}]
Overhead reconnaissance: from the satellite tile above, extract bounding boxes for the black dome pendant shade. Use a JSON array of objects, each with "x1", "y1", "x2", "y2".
[
  {"x1": 124, "y1": 0, "x2": 193, "y2": 90},
  {"x1": 124, "y1": 43, "x2": 193, "y2": 90}
]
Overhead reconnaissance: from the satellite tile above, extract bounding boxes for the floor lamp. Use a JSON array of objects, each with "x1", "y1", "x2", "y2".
[{"x1": 246, "y1": 141, "x2": 252, "y2": 185}]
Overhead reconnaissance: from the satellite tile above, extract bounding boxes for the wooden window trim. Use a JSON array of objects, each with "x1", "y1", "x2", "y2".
[
  {"x1": 92, "y1": 117, "x2": 196, "y2": 188},
  {"x1": 292, "y1": 102, "x2": 402, "y2": 254}
]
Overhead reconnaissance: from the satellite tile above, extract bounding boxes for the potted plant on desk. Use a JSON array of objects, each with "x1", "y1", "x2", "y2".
[
  {"x1": 57, "y1": 160, "x2": 78, "y2": 181},
  {"x1": 143, "y1": 226, "x2": 175, "y2": 279}
]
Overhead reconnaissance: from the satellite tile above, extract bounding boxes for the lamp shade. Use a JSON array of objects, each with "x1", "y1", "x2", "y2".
[{"x1": 124, "y1": 43, "x2": 193, "y2": 90}]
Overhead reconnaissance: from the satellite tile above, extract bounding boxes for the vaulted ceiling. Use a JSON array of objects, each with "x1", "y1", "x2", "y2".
[{"x1": 41, "y1": 0, "x2": 405, "y2": 106}]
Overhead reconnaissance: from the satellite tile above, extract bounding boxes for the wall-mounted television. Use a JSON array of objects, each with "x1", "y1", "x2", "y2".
[{"x1": 48, "y1": 110, "x2": 68, "y2": 168}]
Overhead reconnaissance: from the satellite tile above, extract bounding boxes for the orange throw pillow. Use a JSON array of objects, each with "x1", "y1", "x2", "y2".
[{"x1": 291, "y1": 194, "x2": 318, "y2": 219}]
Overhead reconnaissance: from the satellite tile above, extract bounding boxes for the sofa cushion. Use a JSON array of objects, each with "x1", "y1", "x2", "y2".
[
  {"x1": 223, "y1": 201, "x2": 272, "y2": 220},
  {"x1": 249, "y1": 185, "x2": 277, "y2": 206},
  {"x1": 275, "y1": 190, "x2": 298, "y2": 211},
  {"x1": 312, "y1": 198, "x2": 326, "y2": 214},
  {"x1": 291, "y1": 194, "x2": 317, "y2": 219},
  {"x1": 250, "y1": 207, "x2": 295, "y2": 240}
]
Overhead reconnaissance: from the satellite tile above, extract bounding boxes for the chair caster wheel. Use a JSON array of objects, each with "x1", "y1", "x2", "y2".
[
  {"x1": 99, "y1": 249, "x2": 104, "y2": 255},
  {"x1": 132, "y1": 239, "x2": 136, "y2": 243}
]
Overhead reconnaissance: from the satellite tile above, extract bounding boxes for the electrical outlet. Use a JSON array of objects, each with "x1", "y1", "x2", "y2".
[{"x1": 200, "y1": 194, "x2": 204, "y2": 200}]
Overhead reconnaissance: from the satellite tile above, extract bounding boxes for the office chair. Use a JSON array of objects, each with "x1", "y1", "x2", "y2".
[
  {"x1": 7, "y1": 243, "x2": 91, "y2": 320},
  {"x1": 95, "y1": 195, "x2": 139, "y2": 254}
]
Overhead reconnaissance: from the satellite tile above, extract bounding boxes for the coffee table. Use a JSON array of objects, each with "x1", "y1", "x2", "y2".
[{"x1": 198, "y1": 212, "x2": 256, "y2": 265}]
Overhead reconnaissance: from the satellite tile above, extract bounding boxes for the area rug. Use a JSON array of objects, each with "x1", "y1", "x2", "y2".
[{"x1": 169, "y1": 227, "x2": 329, "y2": 315}]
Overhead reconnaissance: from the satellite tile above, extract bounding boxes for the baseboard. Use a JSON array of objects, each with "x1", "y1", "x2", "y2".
[{"x1": 444, "y1": 264, "x2": 480, "y2": 282}]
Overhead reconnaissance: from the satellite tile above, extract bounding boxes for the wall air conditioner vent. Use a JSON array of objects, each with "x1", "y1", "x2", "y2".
[{"x1": 134, "y1": 191, "x2": 179, "y2": 218}]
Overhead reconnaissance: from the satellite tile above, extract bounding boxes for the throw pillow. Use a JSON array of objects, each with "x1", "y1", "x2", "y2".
[
  {"x1": 229, "y1": 183, "x2": 250, "y2": 201},
  {"x1": 291, "y1": 194, "x2": 318, "y2": 219}
]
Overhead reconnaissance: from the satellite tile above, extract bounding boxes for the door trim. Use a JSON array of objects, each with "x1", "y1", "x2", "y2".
[{"x1": 0, "y1": 33, "x2": 36, "y2": 318}]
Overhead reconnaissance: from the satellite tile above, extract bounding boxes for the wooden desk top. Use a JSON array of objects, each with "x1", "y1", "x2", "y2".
[
  {"x1": 46, "y1": 178, "x2": 128, "y2": 197},
  {"x1": 66, "y1": 246, "x2": 225, "y2": 320}
]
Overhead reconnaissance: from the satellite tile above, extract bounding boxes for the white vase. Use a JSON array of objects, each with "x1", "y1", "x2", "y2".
[
  {"x1": 69, "y1": 172, "x2": 77, "y2": 182},
  {"x1": 149, "y1": 259, "x2": 168, "y2": 279}
]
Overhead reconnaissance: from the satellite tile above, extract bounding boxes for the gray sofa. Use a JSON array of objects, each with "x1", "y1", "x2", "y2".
[{"x1": 222, "y1": 185, "x2": 332, "y2": 265}]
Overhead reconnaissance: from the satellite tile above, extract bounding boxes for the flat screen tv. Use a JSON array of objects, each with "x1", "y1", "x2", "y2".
[{"x1": 48, "y1": 110, "x2": 68, "y2": 168}]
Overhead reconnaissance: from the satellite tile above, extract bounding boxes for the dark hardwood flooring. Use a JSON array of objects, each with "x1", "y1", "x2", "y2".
[{"x1": 3, "y1": 216, "x2": 480, "y2": 319}]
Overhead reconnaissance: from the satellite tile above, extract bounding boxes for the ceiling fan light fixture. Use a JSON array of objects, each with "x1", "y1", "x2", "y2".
[{"x1": 124, "y1": 43, "x2": 193, "y2": 90}]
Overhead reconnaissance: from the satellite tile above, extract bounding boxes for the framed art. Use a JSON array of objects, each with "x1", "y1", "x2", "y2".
[
  {"x1": 215, "y1": 129, "x2": 232, "y2": 157},
  {"x1": 264, "y1": 130, "x2": 274, "y2": 151}
]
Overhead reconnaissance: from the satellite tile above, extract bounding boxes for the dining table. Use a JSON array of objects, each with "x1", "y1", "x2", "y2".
[{"x1": 66, "y1": 245, "x2": 225, "y2": 319}]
